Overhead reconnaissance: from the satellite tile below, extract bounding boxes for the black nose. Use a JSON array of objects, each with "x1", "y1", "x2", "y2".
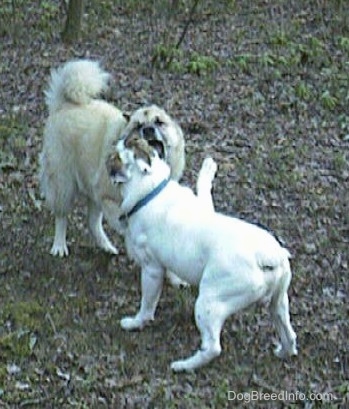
[{"x1": 140, "y1": 125, "x2": 156, "y2": 140}]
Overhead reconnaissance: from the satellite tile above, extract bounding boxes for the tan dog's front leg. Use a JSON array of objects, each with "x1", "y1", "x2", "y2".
[
  {"x1": 88, "y1": 200, "x2": 118, "y2": 254},
  {"x1": 51, "y1": 216, "x2": 69, "y2": 257},
  {"x1": 121, "y1": 265, "x2": 165, "y2": 330}
]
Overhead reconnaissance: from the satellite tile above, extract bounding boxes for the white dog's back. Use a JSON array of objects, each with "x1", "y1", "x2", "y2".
[{"x1": 125, "y1": 172, "x2": 289, "y2": 289}]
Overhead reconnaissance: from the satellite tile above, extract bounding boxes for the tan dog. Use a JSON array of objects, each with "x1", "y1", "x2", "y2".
[
  {"x1": 40, "y1": 60, "x2": 126, "y2": 256},
  {"x1": 40, "y1": 60, "x2": 185, "y2": 258}
]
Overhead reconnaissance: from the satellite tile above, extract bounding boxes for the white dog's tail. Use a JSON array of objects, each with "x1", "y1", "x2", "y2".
[{"x1": 45, "y1": 60, "x2": 110, "y2": 114}]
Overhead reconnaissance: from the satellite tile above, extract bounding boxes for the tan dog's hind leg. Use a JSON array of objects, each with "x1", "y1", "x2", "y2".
[{"x1": 88, "y1": 200, "x2": 118, "y2": 255}]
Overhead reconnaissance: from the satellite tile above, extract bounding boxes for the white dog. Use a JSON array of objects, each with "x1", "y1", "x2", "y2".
[
  {"x1": 107, "y1": 138, "x2": 298, "y2": 372},
  {"x1": 40, "y1": 60, "x2": 186, "y2": 259}
]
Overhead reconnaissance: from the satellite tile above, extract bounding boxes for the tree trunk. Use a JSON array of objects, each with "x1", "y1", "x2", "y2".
[{"x1": 62, "y1": 0, "x2": 85, "y2": 44}]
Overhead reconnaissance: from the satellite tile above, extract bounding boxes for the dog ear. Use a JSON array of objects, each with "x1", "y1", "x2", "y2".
[{"x1": 106, "y1": 151, "x2": 129, "y2": 183}]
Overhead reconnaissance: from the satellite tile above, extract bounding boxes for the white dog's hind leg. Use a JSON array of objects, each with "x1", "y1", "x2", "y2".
[
  {"x1": 171, "y1": 263, "x2": 268, "y2": 372},
  {"x1": 196, "y1": 157, "x2": 217, "y2": 212},
  {"x1": 121, "y1": 266, "x2": 164, "y2": 330},
  {"x1": 171, "y1": 294, "x2": 226, "y2": 372},
  {"x1": 88, "y1": 200, "x2": 118, "y2": 254},
  {"x1": 270, "y1": 261, "x2": 297, "y2": 358},
  {"x1": 271, "y1": 292, "x2": 297, "y2": 358},
  {"x1": 51, "y1": 216, "x2": 69, "y2": 257}
]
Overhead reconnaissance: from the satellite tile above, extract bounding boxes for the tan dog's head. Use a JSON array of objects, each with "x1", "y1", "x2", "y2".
[{"x1": 121, "y1": 105, "x2": 185, "y2": 180}]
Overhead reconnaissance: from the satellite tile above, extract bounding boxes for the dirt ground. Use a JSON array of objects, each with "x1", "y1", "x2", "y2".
[{"x1": 0, "y1": 1, "x2": 348, "y2": 408}]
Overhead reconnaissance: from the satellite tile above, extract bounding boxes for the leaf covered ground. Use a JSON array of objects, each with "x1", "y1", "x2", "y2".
[{"x1": 0, "y1": 0, "x2": 348, "y2": 407}]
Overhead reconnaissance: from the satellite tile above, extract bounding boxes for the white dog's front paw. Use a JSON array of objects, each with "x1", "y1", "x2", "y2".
[
  {"x1": 120, "y1": 316, "x2": 146, "y2": 331},
  {"x1": 197, "y1": 158, "x2": 217, "y2": 192},
  {"x1": 201, "y1": 157, "x2": 217, "y2": 182},
  {"x1": 50, "y1": 243, "x2": 69, "y2": 257},
  {"x1": 196, "y1": 158, "x2": 217, "y2": 212}
]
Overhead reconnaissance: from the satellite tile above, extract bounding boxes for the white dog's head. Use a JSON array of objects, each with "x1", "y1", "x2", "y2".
[
  {"x1": 120, "y1": 105, "x2": 185, "y2": 180},
  {"x1": 106, "y1": 136, "x2": 169, "y2": 186},
  {"x1": 105, "y1": 136, "x2": 171, "y2": 222}
]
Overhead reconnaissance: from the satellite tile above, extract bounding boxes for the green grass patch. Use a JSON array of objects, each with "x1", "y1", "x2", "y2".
[
  {"x1": 0, "y1": 301, "x2": 43, "y2": 361},
  {"x1": 0, "y1": 113, "x2": 29, "y2": 172}
]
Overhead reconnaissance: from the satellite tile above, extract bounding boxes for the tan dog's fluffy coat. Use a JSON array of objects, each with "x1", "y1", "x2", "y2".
[
  {"x1": 40, "y1": 60, "x2": 127, "y2": 256},
  {"x1": 40, "y1": 60, "x2": 186, "y2": 259}
]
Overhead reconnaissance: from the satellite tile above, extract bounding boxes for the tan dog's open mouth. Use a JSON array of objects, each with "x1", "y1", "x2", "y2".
[
  {"x1": 123, "y1": 124, "x2": 166, "y2": 160},
  {"x1": 138, "y1": 123, "x2": 166, "y2": 159}
]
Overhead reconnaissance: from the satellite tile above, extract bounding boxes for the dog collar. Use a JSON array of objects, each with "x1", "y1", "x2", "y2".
[{"x1": 120, "y1": 178, "x2": 170, "y2": 222}]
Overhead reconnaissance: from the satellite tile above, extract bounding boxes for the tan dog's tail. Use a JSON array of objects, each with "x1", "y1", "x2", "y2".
[{"x1": 45, "y1": 60, "x2": 110, "y2": 113}]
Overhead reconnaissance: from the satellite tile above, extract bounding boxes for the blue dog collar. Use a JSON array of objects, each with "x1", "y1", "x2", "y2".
[{"x1": 120, "y1": 178, "x2": 170, "y2": 222}]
